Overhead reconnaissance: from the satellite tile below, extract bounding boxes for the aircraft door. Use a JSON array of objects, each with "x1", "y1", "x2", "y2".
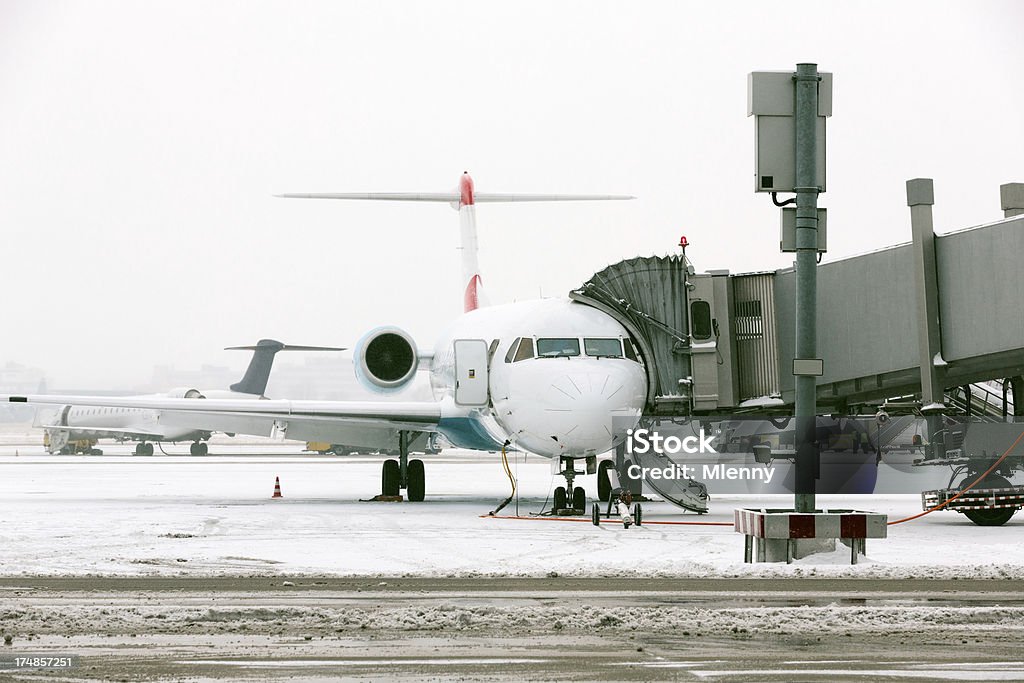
[{"x1": 453, "y1": 339, "x2": 490, "y2": 406}]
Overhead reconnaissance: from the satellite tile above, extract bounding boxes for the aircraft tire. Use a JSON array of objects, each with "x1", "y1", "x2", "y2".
[
  {"x1": 572, "y1": 487, "x2": 586, "y2": 511},
  {"x1": 592, "y1": 503, "x2": 601, "y2": 526},
  {"x1": 407, "y1": 459, "x2": 425, "y2": 502},
  {"x1": 382, "y1": 459, "x2": 401, "y2": 497},
  {"x1": 634, "y1": 503, "x2": 642, "y2": 527},
  {"x1": 597, "y1": 460, "x2": 614, "y2": 501},
  {"x1": 553, "y1": 486, "x2": 567, "y2": 511},
  {"x1": 143, "y1": 443, "x2": 154, "y2": 457}
]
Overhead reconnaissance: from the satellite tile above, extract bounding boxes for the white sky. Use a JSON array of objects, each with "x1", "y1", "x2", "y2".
[{"x1": 1, "y1": 0, "x2": 1022, "y2": 388}]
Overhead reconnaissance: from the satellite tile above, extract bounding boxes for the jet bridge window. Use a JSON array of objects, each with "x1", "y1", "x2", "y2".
[
  {"x1": 537, "y1": 338, "x2": 580, "y2": 358},
  {"x1": 690, "y1": 300, "x2": 713, "y2": 340},
  {"x1": 584, "y1": 338, "x2": 623, "y2": 358}
]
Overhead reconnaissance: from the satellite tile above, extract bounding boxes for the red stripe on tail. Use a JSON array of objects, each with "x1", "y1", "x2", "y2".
[
  {"x1": 464, "y1": 274, "x2": 482, "y2": 312},
  {"x1": 460, "y1": 172, "x2": 474, "y2": 207}
]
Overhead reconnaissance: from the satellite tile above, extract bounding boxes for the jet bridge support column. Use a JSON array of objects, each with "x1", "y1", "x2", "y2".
[
  {"x1": 907, "y1": 178, "x2": 946, "y2": 458},
  {"x1": 793, "y1": 63, "x2": 821, "y2": 513}
]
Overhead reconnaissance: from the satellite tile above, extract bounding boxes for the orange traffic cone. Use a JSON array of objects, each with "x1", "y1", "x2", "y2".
[{"x1": 272, "y1": 476, "x2": 283, "y2": 499}]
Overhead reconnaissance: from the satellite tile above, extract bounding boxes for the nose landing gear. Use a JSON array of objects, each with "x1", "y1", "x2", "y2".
[{"x1": 552, "y1": 456, "x2": 593, "y2": 514}]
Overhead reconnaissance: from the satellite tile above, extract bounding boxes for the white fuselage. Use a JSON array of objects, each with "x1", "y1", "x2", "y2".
[{"x1": 427, "y1": 297, "x2": 647, "y2": 458}]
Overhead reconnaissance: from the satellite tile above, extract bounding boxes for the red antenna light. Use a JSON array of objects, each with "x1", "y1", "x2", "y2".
[{"x1": 679, "y1": 235, "x2": 689, "y2": 249}]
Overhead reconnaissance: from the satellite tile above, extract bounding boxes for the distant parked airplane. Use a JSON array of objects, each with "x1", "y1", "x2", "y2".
[{"x1": 37, "y1": 340, "x2": 343, "y2": 455}]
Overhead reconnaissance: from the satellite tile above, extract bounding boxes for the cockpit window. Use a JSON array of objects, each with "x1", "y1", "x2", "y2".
[
  {"x1": 584, "y1": 338, "x2": 623, "y2": 358},
  {"x1": 513, "y1": 337, "x2": 535, "y2": 361},
  {"x1": 536, "y1": 338, "x2": 580, "y2": 358},
  {"x1": 623, "y1": 338, "x2": 639, "y2": 362},
  {"x1": 504, "y1": 337, "x2": 521, "y2": 363}
]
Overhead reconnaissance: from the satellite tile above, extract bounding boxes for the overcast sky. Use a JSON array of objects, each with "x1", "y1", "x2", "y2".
[{"x1": 1, "y1": 1, "x2": 1022, "y2": 388}]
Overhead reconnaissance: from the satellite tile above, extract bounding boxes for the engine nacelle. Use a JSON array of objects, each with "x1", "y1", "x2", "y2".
[
  {"x1": 166, "y1": 387, "x2": 206, "y2": 399},
  {"x1": 353, "y1": 326, "x2": 419, "y2": 393}
]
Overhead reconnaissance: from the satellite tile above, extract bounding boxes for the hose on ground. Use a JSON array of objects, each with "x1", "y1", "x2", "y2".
[{"x1": 488, "y1": 441, "x2": 516, "y2": 516}]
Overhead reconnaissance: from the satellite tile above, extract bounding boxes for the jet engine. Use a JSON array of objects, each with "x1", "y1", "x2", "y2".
[
  {"x1": 166, "y1": 388, "x2": 206, "y2": 399},
  {"x1": 353, "y1": 326, "x2": 419, "y2": 393}
]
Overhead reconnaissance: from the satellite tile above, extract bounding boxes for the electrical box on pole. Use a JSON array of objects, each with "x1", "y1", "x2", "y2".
[
  {"x1": 781, "y1": 207, "x2": 827, "y2": 253},
  {"x1": 748, "y1": 71, "x2": 832, "y2": 193}
]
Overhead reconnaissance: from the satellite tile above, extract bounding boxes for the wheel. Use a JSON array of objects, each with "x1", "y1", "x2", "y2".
[
  {"x1": 633, "y1": 503, "x2": 643, "y2": 527},
  {"x1": 197, "y1": 442, "x2": 208, "y2": 456},
  {"x1": 382, "y1": 459, "x2": 401, "y2": 496},
  {"x1": 145, "y1": 443, "x2": 154, "y2": 456},
  {"x1": 572, "y1": 486, "x2": 586, "y2": 511},
  {"x1": 592, "y1": 503, "x2": 601, "y2": 526},
  {"x1": 597, "y1": 460, "x2": 614, "y2": 501},
  {"x1": 407, "y1": 459, "x2": 425, "y2": 502},
  {"x1": 190, "y1": 442, "x2": 199, "y2": 456},
  {"x1": 553, "y1": 486, "x2": 567, "y2": 511},
  {"x1": 89, "y1": 448, "x2": 103, "y2": 456},
  {"x1": 134, "y1": 443, "x2": 144, "y2": 456},
  {"x1": 960, "y1": 474, "x2": 1016, "y2": 526}
]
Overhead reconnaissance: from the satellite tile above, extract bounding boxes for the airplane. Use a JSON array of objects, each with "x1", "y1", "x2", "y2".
[
  {"x1": 36, "y1": 340, "x2": 343, "y2": 456},
  {"x1": 7, "y1": 173, "x2": 645, "y2": 507}
]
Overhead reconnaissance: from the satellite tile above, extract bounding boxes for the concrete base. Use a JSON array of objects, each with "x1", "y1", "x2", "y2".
[
  {"x1": 737, "y1": 508, "x2": 887, "y2": 564},
  {"x1": 759, "y1": 537, "x2": 836, "y2": 563}
]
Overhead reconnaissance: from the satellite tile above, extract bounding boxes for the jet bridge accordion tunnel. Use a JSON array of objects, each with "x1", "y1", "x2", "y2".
[{"x1": 571, "y1": 212, "x2": 1024, "y2": 424}]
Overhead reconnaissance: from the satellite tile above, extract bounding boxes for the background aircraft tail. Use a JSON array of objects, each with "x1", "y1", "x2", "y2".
[
  {"x1": 278, "y1": 173, "x2": 633, "y2": 313},
  {"x1": 226, "y1": 340, "x2": 345, "y2": 396}
]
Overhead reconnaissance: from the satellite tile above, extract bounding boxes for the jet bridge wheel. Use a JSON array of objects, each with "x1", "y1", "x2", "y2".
[
  {"x1": 407, "y1": 459, "x2": 425, "y2": 502},
  {"x1": 382, "y1": 459, "x2": 401, "y2": 497},
  {"x1": 960, "y1": 474, "x2": 1017, "y2": 526}
]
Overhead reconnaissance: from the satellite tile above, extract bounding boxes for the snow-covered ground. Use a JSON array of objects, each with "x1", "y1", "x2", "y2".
[{"x1": 0, "y1": 445, "x2": 1021, "y2": 578}]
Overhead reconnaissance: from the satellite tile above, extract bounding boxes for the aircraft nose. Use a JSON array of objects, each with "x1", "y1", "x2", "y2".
[
  {"x1": 546, "y1": 369, "x2": 644, "y2": 452},
  {"x1": 549, "y1": 372, "x2": 632, "y2": 412}
]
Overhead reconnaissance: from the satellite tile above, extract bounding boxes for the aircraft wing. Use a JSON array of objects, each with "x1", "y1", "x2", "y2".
[{"x1": 8, "y1": 395, "x2": 442, "y2": 446}]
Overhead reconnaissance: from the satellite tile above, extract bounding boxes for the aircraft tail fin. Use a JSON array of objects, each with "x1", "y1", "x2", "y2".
[
  {"x1": 226, "y1": 340, "x2": 345, "y2": 396},
  {"x1": 278, "y1": 173, "x2": 634, "y2": 313}
]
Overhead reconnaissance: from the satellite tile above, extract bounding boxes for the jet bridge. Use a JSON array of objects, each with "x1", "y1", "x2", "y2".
[{"x1": 573, "y1": 211, "x2": 1024, "y2": 418}]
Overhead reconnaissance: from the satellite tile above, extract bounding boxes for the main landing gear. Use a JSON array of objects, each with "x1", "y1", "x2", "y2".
[
  {"x1": 552, "y1": 456, "x2": 593, "y2": 514},
  {"x1": 189, "y1": 441, "x2": 209, "y2": 456},
  {"x1": 381, "y1": 430, "x2": 425, "y2": 502},
  {"x1": 134, "y1": 442, "x2": 154, "y2": 456}
]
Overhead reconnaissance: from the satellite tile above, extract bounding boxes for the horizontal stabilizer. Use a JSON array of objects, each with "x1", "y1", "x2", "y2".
[
  {"x1": 277, "y1": 192, "x2": 634, "y2": 203},
  {"x1": 225, "y1": 343, "x2": 345, "y2": 352}
]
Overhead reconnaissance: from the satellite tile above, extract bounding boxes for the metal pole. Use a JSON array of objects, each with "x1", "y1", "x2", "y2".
[{"x1": 794, "y1": 63, "x2": 820, "y2": 513}]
